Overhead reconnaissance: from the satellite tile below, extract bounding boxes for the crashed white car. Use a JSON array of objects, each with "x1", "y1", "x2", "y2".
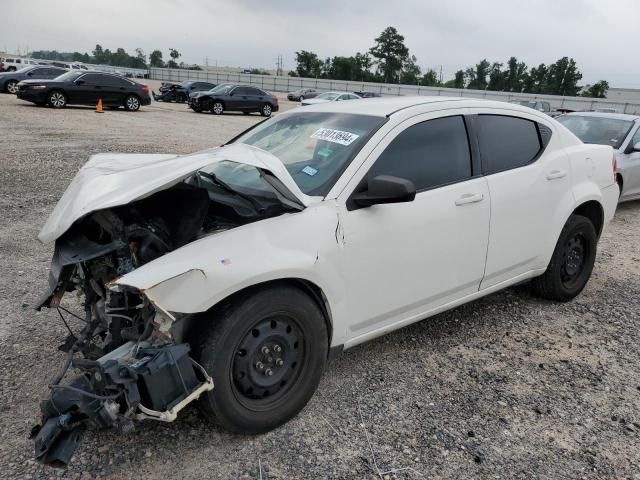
[{"x1": 33, "y1": 97, "x2": 619, "y2": 465}]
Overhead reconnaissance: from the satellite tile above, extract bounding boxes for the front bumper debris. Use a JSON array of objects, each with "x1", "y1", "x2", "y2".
[{"x1": 32, "y1": 340, "x2": 213, "y2": 467}]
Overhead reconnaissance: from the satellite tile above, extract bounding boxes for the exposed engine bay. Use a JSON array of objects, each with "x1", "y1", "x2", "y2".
[{"x1": 32, "y1": 171, "x2": 296, "y2": 466}]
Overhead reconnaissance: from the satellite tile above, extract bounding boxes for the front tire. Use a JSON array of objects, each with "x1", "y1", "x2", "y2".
[
  {"x1": 193, "y1": 285, "x2": 328, "y2": 433},
  {"x1": 6, "y1": 80, "x2": 18, "y2": 94},
  {"x1": 47, "y1": 90, "x2": 66, "y2": 108},
  {"x1": 260, "y1": 103, "x2": 272, "y2": 117},
  {"x1": 211, "y1": 101, "x2": 224, "y2": 115},
  {"x1": 124, "y1": 95, "x2": 141, "y2": 111},
  {"x1": 531, "y1": 214, "x2": 597, "y2": 301}
]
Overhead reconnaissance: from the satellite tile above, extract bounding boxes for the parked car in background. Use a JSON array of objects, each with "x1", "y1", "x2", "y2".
[
  {"x1": 287, "y1": 88, "x2": 318, "y2": 101},
  {"x1": 16, "y1": 71, "x2": 151, "y2": 111},
  {"x1": 0, "y1": 57, "x2": 40, "y2": 72},
  {"x1": 188, "y1": 83, "x2": 278, "y2": 116},
  {"x1": 353, "y1": 91, "x2": 381, "y2": 98},
  {"x1": 509, "y1": 99, "x2": 552, "y2": 114},
  {"x1": 153, "y1": 80, "x2": 216, "y2": 103},
  {"x1": 300, "y1": 91, "x2": 361, "y2": 106},
  {"x1": 50, "y1": 61, "x2": 90, "y2": 71},
  {"x1": 32, "y1": 97, "x2": 618, "y2": 466},
  {"x1": 0, "y1": 65, "x2": 67, "y2": 94},
  {"x1": 556, "y1": 112, "x2": 640, "y2": 202}
]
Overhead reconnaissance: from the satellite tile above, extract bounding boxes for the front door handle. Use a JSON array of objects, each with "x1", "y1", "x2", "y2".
[
  {"x1": 546, "y1": 169, "x2": 567, "y2": 180},
  {"x1": 455, "y1": 193, "x2": 484, "y2": 206}
]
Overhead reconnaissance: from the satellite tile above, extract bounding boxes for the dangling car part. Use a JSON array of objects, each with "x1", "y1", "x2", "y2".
[{"x1": 32, "y1": 143, "x2": 311, "y2": 466}]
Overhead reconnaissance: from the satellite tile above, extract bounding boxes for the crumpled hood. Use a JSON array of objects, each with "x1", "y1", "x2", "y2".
[{"x1": 38, "y1": 143, "x2": 313, "y2": 243}]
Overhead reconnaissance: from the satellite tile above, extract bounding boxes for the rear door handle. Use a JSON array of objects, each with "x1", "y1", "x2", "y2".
[
  {"x1": 455, "y1": 193, "x2": 484, "y2": 206},
  {"x1": 546, "y1": 169, "x2": 566, "y2": 180}
]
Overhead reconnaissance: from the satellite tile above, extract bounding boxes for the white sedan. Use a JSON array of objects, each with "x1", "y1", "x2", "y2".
[
  {"x1": 556, "y1": 111, "x2": 640, "y2": 202},
  {"x1": 300, "y1": 90, "x2": 361, "y2": 106},
  {"x1": 33, "y1": 97, "x2": 619, "y2": 465}
]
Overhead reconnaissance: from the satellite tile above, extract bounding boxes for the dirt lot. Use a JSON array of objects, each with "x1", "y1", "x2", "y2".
[{"x1": 0, "y1": 88, "x2": 639, "y2": 480}]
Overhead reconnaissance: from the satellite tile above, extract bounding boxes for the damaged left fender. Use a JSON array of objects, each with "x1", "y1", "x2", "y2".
[{"x1": 115, "y1": 202, "x2": 348, "y2": 346}]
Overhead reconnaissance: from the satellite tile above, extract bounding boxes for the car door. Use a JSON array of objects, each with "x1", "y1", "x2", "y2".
[
  {"x1": 106, "y1": 76, "x2": 133, "y2": 105},
  {"x1": 247, "y1": 87, "x2": 267, "y2": 110},
  {"x1": 226, "y1": 86, "x2": 244, "y2": 110},
  {"x1": 75, "y1": 73, "x2": 106, "y2": 105},
  {"x1": 233, "y1": 87, "x2": 253, "y2": 111},
  {"x1": 472, "y1": 111, "x2": 574, "y2": 290},
  {"x1": 619, "y1": 124, "x2": 640, "y2": 199},
  {"x1": 338, "y1": 113, "x2": 490, "y2": 341}
]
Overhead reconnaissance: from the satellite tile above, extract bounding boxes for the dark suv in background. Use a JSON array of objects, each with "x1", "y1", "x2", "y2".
[
  {"x1": 16, "y1": 71, "x2": 151, "y2": 111},
  {"x1": 153, "y1": 80, "x2": 216, "y2": 102},
  {"x1": 188, "y1": 84, "x2": 278, "y2": 116},
  {"x1": 0, "y1": 65, "x2": 67, "y2": 94}
]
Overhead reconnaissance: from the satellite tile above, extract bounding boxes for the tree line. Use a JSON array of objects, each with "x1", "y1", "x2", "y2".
[
  {"x1": 30, "y1": 45, "x2": 201, "y2": 70},
  {"x1": 289, "y1": 27, "x2": 609, "y2": 98}
]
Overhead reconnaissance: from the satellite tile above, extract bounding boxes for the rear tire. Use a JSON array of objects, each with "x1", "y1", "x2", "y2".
[
  {"x1": 260, "y1": 103, "x2": 272, "y2": 117},
  {"x1": 192, "y1": 285, "x2": 328, "y2": 433},
  {"x1": 6, "y1": 80, "x2": 18, "y2": 94},
  {"x1": 124, "y1": 95, "x2": 141, "y2": 111},
  {"x1": 47, "y1": 90, "x2": 66, "y2": 108},
  {"x1": 531, "y1": 214, "x2": 597, "y2": 301}
]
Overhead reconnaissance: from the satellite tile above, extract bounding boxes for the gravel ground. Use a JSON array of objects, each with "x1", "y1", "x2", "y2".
[{"x1": 1, "y1": 89, "x2": 639, "y2": 480}]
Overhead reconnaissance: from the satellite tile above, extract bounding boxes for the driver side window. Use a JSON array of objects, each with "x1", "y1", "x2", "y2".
[{"x1": 367, "y1": 116, "x2": 472, "y2": 192}]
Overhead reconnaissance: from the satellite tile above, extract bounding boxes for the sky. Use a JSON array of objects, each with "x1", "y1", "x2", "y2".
[{"x1": 1, "y1": 0, "x2": 639, "y2": 88}]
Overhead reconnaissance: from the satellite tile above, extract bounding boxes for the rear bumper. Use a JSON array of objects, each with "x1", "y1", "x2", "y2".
[{"x1": 601, "y1": 182, "x2": 620, "y2": 234}]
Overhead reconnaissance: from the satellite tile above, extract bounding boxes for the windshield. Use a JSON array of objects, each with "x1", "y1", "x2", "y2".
[
  {"x1": 53, "y1": 71, "x2": 82, "y2": 82},
  {"x1": 236, "y1": 112, "x2": 386, "y2": 195},
  {"x1": 210, "y1": 84, "x2": 234, "y2": 94},
  {"x1": 556, "y1": 115, "x2": 634, "y2": 149},
  {"x1": 180, "y1": 81, "x2": 193, "y2": 87},
  {"x1": 315, "y1": 92, "x2": 340, "y2": 101}
]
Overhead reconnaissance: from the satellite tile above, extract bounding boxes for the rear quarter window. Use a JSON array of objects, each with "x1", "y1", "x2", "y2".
[{"x1": 477, "y1": 115, "x2": 543, "y2": 175}]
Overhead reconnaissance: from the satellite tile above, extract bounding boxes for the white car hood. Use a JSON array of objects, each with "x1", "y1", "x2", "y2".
[{"x1": 38, "y1": 143, "x2": 313, "y2": 243}]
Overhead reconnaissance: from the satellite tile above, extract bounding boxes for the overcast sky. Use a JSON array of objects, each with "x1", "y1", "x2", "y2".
[{"x1": 2, "y1": 0, "x2": 639, "y2": 88}]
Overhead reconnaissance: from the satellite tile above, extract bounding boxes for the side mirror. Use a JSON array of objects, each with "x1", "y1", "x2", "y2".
[
  {"x1": 75, "y1": 79, "x2": 85, "y2": 85},
  {"x1": 27, "y1": 72, "x2": 32, "y2": 77},
  {"x1": 624, "y1": 141, "x2": 640, "y2": 154},
  {"x1": 352, "y1": 175, "x2": 416, "y2": 208}
]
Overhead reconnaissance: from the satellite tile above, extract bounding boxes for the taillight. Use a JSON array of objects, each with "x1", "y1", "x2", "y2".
[
  {"x1": 612, "y1": 154, "x2": 617, "y2": 183},
  {"x1": 141, "y1": 85, "x2": 149, "y2": 94}
]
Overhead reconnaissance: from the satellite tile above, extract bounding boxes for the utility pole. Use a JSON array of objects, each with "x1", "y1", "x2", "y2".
[
  {"x1": 205, "y1": 56, "x2": 209, "y2": 67},
  {"x1": 276, "y1": 55, "x2": 283, "y2": 76},
  {"x1": 439, "y1": 65, "x2": 443, "y2": 84}
]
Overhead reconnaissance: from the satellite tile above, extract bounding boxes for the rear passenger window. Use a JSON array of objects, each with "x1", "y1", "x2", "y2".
[
  {"x1": 368, "y1": 116, "x2": 472, "y2": 191},
  {"x1": 477, "y1": 115, "x2": 542, "y2": 174}
]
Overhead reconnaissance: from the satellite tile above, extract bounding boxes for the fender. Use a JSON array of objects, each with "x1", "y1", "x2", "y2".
[{"x1": 115, "y1": 203, "x2": 348, "y2": 346}]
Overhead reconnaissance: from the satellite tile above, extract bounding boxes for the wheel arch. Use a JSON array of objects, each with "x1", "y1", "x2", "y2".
[
  {"x1": 179, "y1": 277, "x2": 335, "y2": 357},
  {"x1": 572, "y1": 199, "x2": 604, "y2": 238}
]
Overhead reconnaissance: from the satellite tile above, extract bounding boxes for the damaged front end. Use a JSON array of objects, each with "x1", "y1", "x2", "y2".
[
  {"x1": 32, "y1": 210, "x2": 215, "y2": 467},
  {"x1": 32, "y1": 145, "x2": 311, "y2": 466}
]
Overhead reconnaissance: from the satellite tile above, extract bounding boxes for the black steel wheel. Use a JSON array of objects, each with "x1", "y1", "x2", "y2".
[
  {"x1": 531, "y1": 214, "x2": 597, "y2": 301},
  {"x1": 192, "y1": 285, "x2": 328, "y2": 433},
  {"x1": 231, "y1": 316, "x2": 304, "y2": 409}
]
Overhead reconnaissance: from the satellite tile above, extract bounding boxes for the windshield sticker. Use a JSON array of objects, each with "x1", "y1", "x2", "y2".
[
  {"x1": 301, "y1": 165, "x2": 318, "y2": 176},
  {"x1": 317, "y1": 147, "x2": 332, "y2": 158},
  {"x1": 311, "y1": 128, "x2": 360, "y2": 146}
]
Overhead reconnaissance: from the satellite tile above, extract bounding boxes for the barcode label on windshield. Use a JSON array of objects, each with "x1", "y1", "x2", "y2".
[{"x1": 311, "y1": 128, "x2": 360, "y2": 146}]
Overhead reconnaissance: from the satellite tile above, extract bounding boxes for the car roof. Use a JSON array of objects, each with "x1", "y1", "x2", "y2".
[
  {"x1": 563, "y1": 111, "x2": 640, "y2": 121},
  {"x1": 293, "y1": 96, "x2": 544, "y2": 117}
]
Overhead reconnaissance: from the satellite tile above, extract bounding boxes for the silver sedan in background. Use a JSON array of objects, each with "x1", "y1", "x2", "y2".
[{"x1": 556, "y1": 112, "x2": 640, "y2": 202}]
